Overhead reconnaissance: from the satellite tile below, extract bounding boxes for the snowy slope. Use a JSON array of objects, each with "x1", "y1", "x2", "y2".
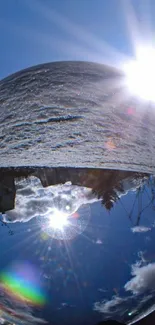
[{"x1": 0, "y1": 61, "x2": 155, "y2": 173}]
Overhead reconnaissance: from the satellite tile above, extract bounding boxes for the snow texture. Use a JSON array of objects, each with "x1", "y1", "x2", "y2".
[{"x1": 0, "y1": 61, "x2": 155, "y2": 172}]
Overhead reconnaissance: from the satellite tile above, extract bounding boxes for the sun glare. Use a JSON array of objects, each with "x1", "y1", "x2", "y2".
[
  {"x1": 48, "y1": 209, "x2": 69, "y2": 230},
  {"x1": 124, "y1": 46, "x2": 155, "y2": 101}
]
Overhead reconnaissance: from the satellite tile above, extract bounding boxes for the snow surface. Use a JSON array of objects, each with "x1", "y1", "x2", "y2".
[{"x1": 0, "y1": 61, "x2": 155, "y2": 173}]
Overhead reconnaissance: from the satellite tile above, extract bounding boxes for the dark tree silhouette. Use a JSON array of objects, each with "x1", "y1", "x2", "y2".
[{"x1": 0, "y1": 166, "x2": 150, "y2": 218}]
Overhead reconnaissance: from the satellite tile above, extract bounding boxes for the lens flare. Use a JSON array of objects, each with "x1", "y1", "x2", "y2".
[
  {"x1": 48, "y1": 209, "x2": 69, "y2": 230},
  {"x1": 0, "y1": 263, "x2": 46, "y2": 306},
  {"x1": 124, "y1": 46, "x2": 155, "y2": 102},
  {"x1": 38, "y1": 204, "x2": 90, "y2": 241}
]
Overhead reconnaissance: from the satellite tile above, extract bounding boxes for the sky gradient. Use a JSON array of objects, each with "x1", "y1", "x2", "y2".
[{"x1": 1, "y1": 0, "x2": 155, "y2": 79}]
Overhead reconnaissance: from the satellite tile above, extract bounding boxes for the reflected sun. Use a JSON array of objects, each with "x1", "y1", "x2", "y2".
[
  {"x1": 124, "y1": 46, "x2": 155, "y2": 102},
  {"x1": 48, "y1": 209, "x2": 69, "y2": 230}
]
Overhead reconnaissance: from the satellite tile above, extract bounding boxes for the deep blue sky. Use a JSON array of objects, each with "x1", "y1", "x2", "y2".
[
  {"x1": 0, "y1": 184, "x2": 155, "y2": 324},
  {"x1": 1, "y1": 0, "x2": 155, "y2": 79}
]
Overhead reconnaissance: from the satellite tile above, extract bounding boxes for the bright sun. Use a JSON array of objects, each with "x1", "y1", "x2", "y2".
[
  {"x1": 124, "y1": 46, "x2": 155, "y2": 102},
  {"x1": 48, "y1": 209, "x2": 69, "y2": 231}
]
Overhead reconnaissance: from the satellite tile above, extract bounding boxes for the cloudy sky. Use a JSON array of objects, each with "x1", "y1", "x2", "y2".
[
  {"x1": 3, "y1": 176, "x2": 98, "y2": 223},
  {"x1": 1, "y1": 175, "x2": 155, "y2": 324}
]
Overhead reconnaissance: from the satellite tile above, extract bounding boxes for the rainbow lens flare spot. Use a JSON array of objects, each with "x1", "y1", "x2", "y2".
[{"x1": 0, "y1": 264, "x2": 47, "y2": 306}]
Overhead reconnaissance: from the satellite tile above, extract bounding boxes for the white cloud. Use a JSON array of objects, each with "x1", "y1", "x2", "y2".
[
  {"x1": 125, "y1": 262, "x2": 155, "y2": 295},
  {"x1": 93, "y1": 295, "x2": 137, "y2": 322},
  {"x1": 94, "y1": 296, "x2": 126, "y2": 315},
  {"x1": 138, "y1": 251, "x2": 147, "y2": 264},
  {"x1": 98, "y1": 288, "x2": 107, "y2": 293},
  {"x1": 131, "y1": 226, "x2": 151, "y2": 233},
  {"x1": 96, "y1": 239, "x2": 102, "y2": 244},
  {"x1": 93, "y1": 292, "x2": 155, "y2": 323},
  {"x1": 93, "y1": 295, "x2": 136, "y2": 322},
  {"x1": 94, "y1": 260, "x2": 155, "y2": 323},
  {"x1": 0, "y1": 284, "x2": 47, "y2": 324},
  {"x1": 2, "y1": 176, "x2": 99, "y2": 223}
]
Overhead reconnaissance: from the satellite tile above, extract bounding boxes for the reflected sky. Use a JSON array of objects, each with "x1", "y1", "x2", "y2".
[{"x1": 0, "y1": 167, "x2": 155, "y2": 324}]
